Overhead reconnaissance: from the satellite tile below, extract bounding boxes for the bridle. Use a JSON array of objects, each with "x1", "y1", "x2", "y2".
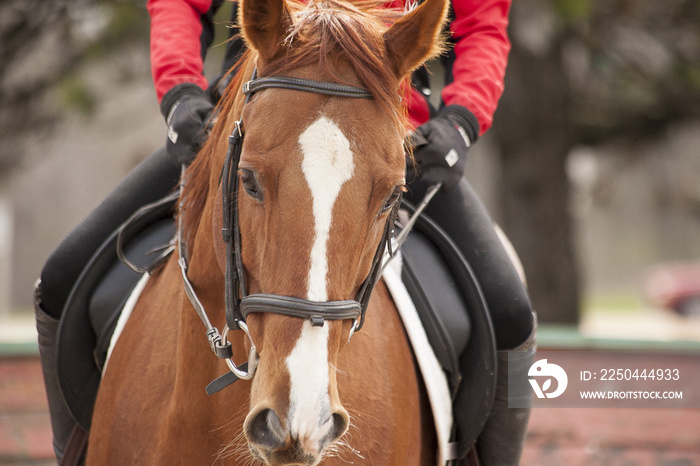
[{"x1": 177, "y1": 69, "x2": 401, "y2": 394}]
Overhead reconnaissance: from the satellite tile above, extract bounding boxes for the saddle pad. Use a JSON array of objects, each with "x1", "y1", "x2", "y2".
[
  {"x1": 382, "y1": 254, "x2": 456, "y2": 464},
  {"x1": 103, "y1": 273, "x2": 151, "y2": 372}
]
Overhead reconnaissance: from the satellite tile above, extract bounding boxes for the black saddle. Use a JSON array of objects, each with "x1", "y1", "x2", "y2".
[{"x1": 51, "y1": 194, "x2": 496, "y2": 460}]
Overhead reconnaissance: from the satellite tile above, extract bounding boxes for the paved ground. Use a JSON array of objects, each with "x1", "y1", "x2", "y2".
[
  {"x1": 0, "y1": 357, "x2": 53, "y2": 465},
  {"x1": 1, "y1": 353, "x2": 699, "y2": 465},
  {"x1": 523, "y1": 407, "x2": 700, "y2": 465}
]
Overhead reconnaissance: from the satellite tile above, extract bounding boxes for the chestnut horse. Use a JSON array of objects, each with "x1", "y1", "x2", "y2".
[{"x1": 88, "y1": 0, "x2": 449, "y2": 463}]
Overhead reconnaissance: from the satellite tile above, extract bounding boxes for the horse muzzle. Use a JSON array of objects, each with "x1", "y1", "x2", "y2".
[{"x1": 244, "y1": 405, "x2": 350, "y2": 465}]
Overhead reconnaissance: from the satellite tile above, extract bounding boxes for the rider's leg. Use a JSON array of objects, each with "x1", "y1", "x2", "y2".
[
  {"x1": 405, "y1": 177, "x2": 535, "y2": 349},
  {"x1": 35, "y1": 146, "x2": 180, "y2": 461},
  {"x1": 477, "y1": 324, "x2": 536, "y2": 466},
  {"x1": 405, "y1": 176, "x2": 535, "y2": 466}
]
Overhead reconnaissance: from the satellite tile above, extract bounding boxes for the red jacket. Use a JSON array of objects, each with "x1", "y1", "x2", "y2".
[{"x1": 148, "y1": 0, "x2": 511, "y2": 136}]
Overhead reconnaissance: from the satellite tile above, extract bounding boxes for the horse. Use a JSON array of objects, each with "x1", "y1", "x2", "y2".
[{"x1": 87, "y1": 0, "x2": 451, "y2": 463}]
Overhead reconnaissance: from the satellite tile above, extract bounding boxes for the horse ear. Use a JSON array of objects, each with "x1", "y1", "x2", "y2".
[
  {"x1": 239, "y1": 0, "x2": 292, "y2": 61},
  {"x1": 383, "y1": 0, "x2": 449, "y2": 79}
]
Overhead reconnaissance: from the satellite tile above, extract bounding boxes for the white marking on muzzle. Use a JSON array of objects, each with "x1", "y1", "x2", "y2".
[{"x1": 285, "y1": 116, "x2": 354, "y2": 450}]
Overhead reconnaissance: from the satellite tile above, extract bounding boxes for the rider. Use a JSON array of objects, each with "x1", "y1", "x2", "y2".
[{"x1": 37, "y1": 0, "x2": 535, "y2": 463}]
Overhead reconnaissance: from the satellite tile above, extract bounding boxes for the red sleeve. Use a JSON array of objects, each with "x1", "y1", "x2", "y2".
[
  {"x1": 442, "y1": 0, "x2": 511, "y2": 135},
  {"x1": 148, "y1": 0, "x2": 212, "y2": 103}
]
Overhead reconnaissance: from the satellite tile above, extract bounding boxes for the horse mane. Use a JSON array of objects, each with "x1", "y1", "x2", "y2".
[{"x1": 179, "y1": 0, "x2": 421, "y2": 245}]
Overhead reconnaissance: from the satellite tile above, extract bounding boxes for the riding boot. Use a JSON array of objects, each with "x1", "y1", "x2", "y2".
[
  {"x1": 34, "y1": 280, "x2": 78, "y2": 463},
  {"x1": 476, "y1": 315, "x2": 537, "y2": 466}
]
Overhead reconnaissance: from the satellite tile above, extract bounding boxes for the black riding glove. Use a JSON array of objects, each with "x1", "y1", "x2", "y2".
[
  {"x1": 160, "y1": 83, "x2": 215, "y2": 166},
  {"x1": 410, "y1": 105, "x2": 479, "y2": 192}
]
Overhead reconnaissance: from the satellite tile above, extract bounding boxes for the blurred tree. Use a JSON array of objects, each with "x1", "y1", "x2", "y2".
[
  {"x1": 0, "y1": 0, "x2": 149, "y2": 179},
  {"x1": 0, "y1": 1, "x2": 73, "y2": 175},
  {"x1": 493, "y1": 0, "x2": 700, "y2": 323}
]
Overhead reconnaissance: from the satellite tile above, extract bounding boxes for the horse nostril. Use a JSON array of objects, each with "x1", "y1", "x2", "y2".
[
  {"x1": 323, "y1": 411, "x2": 349, "y2": 446},
  {"x1": 246, "y1": 408, "x2": 287, "y2": 450}
]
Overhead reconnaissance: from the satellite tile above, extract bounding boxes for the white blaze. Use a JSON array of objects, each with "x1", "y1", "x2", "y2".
[
  {"x1": 298, "y1": 116, "x2": 355, "y2": 302},
  {"x1": 285, "y1": 116, "x2": 354, "y2": 448}
]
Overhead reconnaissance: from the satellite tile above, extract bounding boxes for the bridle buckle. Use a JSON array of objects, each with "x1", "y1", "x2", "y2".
[{"x1": 310, "y1": 315, "x2": 325, "y2": 327}]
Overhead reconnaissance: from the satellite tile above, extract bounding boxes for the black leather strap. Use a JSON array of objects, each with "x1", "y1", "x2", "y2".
[
  {"x1": 59, "y1": 424, "x2": 88, "y2": 466},
  {"x1": 117, "y1": 190, "x2": 179, "y2": 274},
  {"x1": 241, "y1": 294, "x2": 361, "y2": 325},
  {"x1": 243, "y1": 76, "x2": 373, "y2": 99},
  {"x1": 221, "y1": 123, "x2": 246, "y2": 331},
  {"x1": 205, "y1": 364, "x2": 247, "y2": 396},
  {"x1": 354, "y1": 193, "x2": 401, "y2": 331}
]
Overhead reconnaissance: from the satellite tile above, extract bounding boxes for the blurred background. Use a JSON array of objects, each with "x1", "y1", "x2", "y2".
[
  {"x1": 1, "y1": 0, "x2": 700, "y2": 463},
  {"x1": 3, "y1": 0, "x2": 699, "y2": 337}
]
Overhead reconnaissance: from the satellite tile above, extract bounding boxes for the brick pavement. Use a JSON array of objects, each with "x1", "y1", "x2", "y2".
[
  {"x1": 522, "y1": 407, "x2": 700, "y2": 465},
  {"x1": 0, "y1": 357, "x2": 53, "y2": 465}
]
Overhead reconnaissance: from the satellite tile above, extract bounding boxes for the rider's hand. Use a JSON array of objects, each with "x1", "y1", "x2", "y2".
[
  {"x1": 161, "y1": 83, "x2": 215, "y2": 166},
  {"x1": 410, "y1": 105, "x2": 478, "y2": 192}
]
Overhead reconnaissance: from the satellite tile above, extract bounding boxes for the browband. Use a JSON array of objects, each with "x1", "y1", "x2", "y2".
[{"x1": 242, "y1": 75, "x2": 373, "y2": 99}]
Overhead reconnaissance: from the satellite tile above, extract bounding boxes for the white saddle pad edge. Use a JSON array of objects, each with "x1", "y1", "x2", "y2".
[
  {"x1": 103, "y1": 272, "x2": 151, "y2": 374},
  {"x1": 382, "y1": 252, "x2": 455, "y2": 465}
]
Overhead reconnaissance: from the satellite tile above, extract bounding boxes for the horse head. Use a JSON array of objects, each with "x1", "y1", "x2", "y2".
[{"x1": 183, "y1": 0, "x2": 448, "y2": 463}]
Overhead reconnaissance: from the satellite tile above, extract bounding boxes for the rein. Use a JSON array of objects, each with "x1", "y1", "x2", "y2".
[{"x1": 177, "y1": 70, "x2": 400, "y2": 393}]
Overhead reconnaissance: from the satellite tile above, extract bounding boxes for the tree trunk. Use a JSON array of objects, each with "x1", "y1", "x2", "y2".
[{"x1": 491, "y1": 36, "x2": 580, "y2": 324}]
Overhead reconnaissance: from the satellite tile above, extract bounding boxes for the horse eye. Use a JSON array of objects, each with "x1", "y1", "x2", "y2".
[
  {"x1": 380, "y1": 186, "x2": 403, "y2": 214},
  {"x1": 240, "y1": 170, "x2": 263, "y2": 201}
]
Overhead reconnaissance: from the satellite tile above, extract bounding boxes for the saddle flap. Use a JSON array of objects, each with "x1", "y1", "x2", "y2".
[
  {"x1": 90, "y1": 218, "x2": 176, "y2": 370},
  {"x1": 400, "y1": 228, "x2": 470, "y2": 392},
  {"x1": 56, "y1": 195, "x2": 176, "y2": 432}
]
